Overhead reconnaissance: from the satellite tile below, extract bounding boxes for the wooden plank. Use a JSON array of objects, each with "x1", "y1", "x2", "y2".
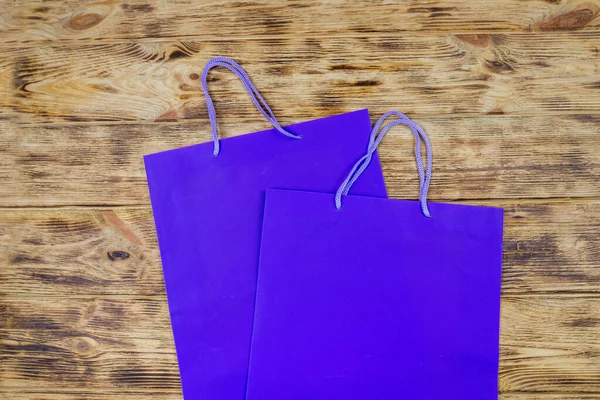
[
  {"x1": 1, "y1": 202, "x2": 599, "y2": 296},
  {"x1": 0, "y1": 298, "x2": 180, "y2": 390},
  {"x1": 1, "y1": 0, "x2": 600, "y2": 46},
  {"x1": 501, "y1": 394, "x2": 600, "y2": 399},
  {"x1": 502, "y1": 202, "x2": 600, "y2": 294},
  {"x1": 500, "y1": 297, "x2": 600, "y2": 393},
  {"x1": 1, "y1": 296, "x2": 598, "y2": 393},
  {"x1": 1, "y1": 33, "x2": 600, "y2": 123},
  {"x1": 0, "y1": 391, "x2": 181, "y2": 400},
  {"x1": 1, "y1": 114, "x2": 599, "y2": 207},
  {"x1": 0, "y1": 208, "x2": 164, "y2": 296},
  {"x1": 1, "y1": 391, "x2": 598, "y2": 400}
]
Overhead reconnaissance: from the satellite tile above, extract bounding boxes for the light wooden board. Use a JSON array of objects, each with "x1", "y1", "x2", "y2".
[
  {"x1": 0, "y1": 208, "x2": 163, "y2": 296},
  {"x1": 500, "y1": 297, "x2": 600, "y2": 393},
  {"x1": 1, "y1": 297, "x2": 598, "y2": 393},
  {"x1": 501, "y1": 395, "x2": 600, "y2": 399},
  {"x1": 1, "y1": 392, "x2": 598, "y2": 400},
  {"x1": 1, "y1": 0, "x2": 600, "y2": 46},
  {"x1": 0, "y1": 298, "x2": 179, "y2": 389},
  {"x1": 2, "y1": 391, "x2": 598, "y2": 400},
  {"x1": 2, "y1": 115, "x2": 599, "y2": 207},
  {"x1": 1, "y1": 202, "x2": 599, "y2": 296},
  {"x1": 1, "y1": 33, "x2": 600, "y2": 123},
  {"x1": 0, "y1": 392, "x2": 182, "y2": 400}
]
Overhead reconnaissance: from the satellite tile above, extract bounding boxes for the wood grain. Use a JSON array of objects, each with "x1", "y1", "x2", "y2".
[
  {"x1": 1, "y1": 297, "x2": 598, "y2": 393},
  {"x1": 1, "y1": 0, "x2": 600, "y2": 46},
  {"x1": 2, "y1": 114, "x2": 599, "y2": 207},
  {"x1": 501, "y1": 395, "x2": 600, "y2": 400},
  {"x1": 0, "y1": 298, "x2": 180, "y2": 390},
  {"x1": 0, "y1": 391, "x2": 182, "y2": 400},
  {"x1": 1, "y1": 202, "x2": 599, "y2": 296},
  {"x1": 502, "y1": 202, "x2": 600, "y2": 294},
  {"x1": 1, "y1": 391, "x2": 597, "y2": 400},
  {"x1": 0, "y1": 208, "x2": 163, "y2": 296},
  {"x1": 500, "y1": 297, "x2": 600, "y2": 392},
  {"x1": 2, "y1": 33, "x2": 600, "y2": 123},
  {"x1": 2, "y1": 2, "x2": 599, "y2": 398}
]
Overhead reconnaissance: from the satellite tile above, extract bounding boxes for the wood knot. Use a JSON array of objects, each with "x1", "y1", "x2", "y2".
[
  {"x1": 536, "y1": 4, "x2": 599, "y2": 31},
  {"x1": 189, "y1": 73, "x2": 200, "y2": 80},
  {"x1": 69, "y1": 13, "x2": 104, "y2": 30},
  {"x1": 155, "y1": 109, "x2": 179, "y2": 122},
  {"x1": 484, "y1": 59, "x2": 515, "y2": 74},
  {"x1": 107, "y1": 250, "x2": 130, "y2": 261},
  {"x1": 353, "y1": 80, "x2": 381, "y2": 87},
  {"x1": 569, "y1": 317, "x2": 599, "y2": 327},
  {"x1": 454, "y1": 34, "x2": 491, "y2": 48},
  {"x1": 179, "y1": 83, "x2": 196, "y2": 92},
  {"x1": 82, "y1": 301, "x2": 98, "y2": 321},
  {"x1": 487, "y1": 107, "x2": 505, "y2": 115},
  {"x1": 67, "y1": 336, "x2": 100, "y2": 356},
  {"x1": 67, "y1": 2, "x2": 114, "y2": 31}
]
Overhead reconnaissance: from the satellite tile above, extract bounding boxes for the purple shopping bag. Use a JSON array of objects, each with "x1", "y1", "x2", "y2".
[
  {"x1": 143, "y1": 57, "x2": 387, "y2": 400},
  {"x1": 247, "y1": 111, "x2": 504, "y2": 400}
]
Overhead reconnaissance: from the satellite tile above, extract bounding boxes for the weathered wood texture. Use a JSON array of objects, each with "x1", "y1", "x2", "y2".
[
  {"x1": 0, "y1": 298, "x2": 179, "y2": 390},
  {"x1": 0, "y1": 209, "x2": 163, "y2": 296},
  {"x1": 2, "y1": 33, "x2": 600, "y2": 123},
  {"x1": 1, "y1": 202, "x2": 599, "y2": 296},
  {"x1": 2, "y1": 115, "x2": 599, "y2": 207},
  {"x1": 1, "y1": 297, "x2": 599, "y2": 393},
  {"x1": 500, "y1": 297, "x2": 600, "y2": 392},
  {"x1": 2, "y1": 393, "x2": 598, "y2": 400},
  {"x1": 0, "y1": 392, "x2": 182, "y2": 400},
  {"x1": 2, "y1": 1, "x2": 600, "y2": 398},
  {"x1": 1, "y1": 0, "x2": 600, "y2": 45},
  {"x1": 501, "y1": 395, "x2": 600, "y2": 400},
  {"x1": 3, "y1": 393, "x2": 599, "y2": 400}
]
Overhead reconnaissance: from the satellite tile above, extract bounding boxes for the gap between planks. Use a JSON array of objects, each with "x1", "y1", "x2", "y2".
[{"x1": 1, "y1": 196, "x2": 599, "y2": 210}]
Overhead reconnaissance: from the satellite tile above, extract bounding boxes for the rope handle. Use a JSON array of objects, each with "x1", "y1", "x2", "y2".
[
  {"x1": 201, "y1": 57, "x2": 301, "y2": 156},
  {"x1": 335, "y1": 111, "x2": 433, "y2": 217}
]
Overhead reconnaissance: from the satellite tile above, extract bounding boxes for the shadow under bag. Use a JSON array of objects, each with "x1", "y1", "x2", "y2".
[
  {"x1": 247, "y1": 111, "x2": 504, "y2": 400},
  {"x1": 143, "y1": 57, "x2": 387, "y2": 399}
]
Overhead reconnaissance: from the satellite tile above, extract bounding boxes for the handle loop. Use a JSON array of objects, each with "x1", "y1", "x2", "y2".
[
  {"x1": 335, "y1": 110, "x2": 433, "y2": 217},
  {"x1": 201, "y1": 56, "x2": 301, "y2": 156}
]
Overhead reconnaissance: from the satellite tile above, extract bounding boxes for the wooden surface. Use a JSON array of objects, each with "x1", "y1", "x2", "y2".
[{"x1": 1, "y1": 0, "x2": 599, "y2": 398}]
